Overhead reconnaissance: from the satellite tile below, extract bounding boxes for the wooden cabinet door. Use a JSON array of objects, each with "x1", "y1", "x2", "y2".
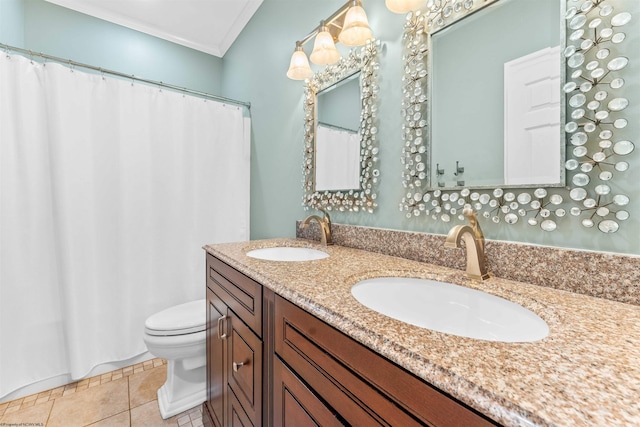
[
  {"x1": 207, "y1": 288, "x2": 227, "y2": 427},
  {"x1": 207, "y1": 255, "x2": 268, "y2": 427},
  {"x1": 273, "y1": 357, "x2": 344, "y2": 427},
  {"x1": 227, "y1": 311, "x2": 262, "y2": 427}
]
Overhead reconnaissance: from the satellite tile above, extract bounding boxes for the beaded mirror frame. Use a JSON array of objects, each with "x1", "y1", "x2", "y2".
[
  {"x1": 399, "y1": 0, "x2": 633, "y2": 233},
  {"x1": 303, "y1": 39, "x2": 380, "y2": 213}
]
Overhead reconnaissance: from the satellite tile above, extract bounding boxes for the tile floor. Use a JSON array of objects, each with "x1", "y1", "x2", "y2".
[{"x1": 0, "y1": 358, "x2": 204, "y2": 427}]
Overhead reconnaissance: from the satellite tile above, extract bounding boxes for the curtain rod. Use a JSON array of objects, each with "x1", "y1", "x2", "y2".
[
  {"x1": 1, "y1": 42, "x2": 251, "y2": 110},
  {"x1": 317, "y1": 121, "x2": 358, "y2": 134}
]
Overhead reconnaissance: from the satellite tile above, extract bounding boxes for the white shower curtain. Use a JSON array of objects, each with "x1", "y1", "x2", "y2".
[
  {"x1": 0, "y1": 54, "x2": 250, "y2": 399},
  {"x1": 315, "y1": 124, "x2": 361, "y2": 191}
]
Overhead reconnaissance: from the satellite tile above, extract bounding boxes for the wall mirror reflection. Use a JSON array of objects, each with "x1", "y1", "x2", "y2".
[
  {"x1": 315, "y1": 71, "x2": 362, "y2": 191},
  {"x1": 429, "y1": 0, "x2": 564, "y2": 189},
  {"x1": 303, "y1": 40, "x2": 380, "y2": 213},
  {"x1": 400, "y1": 0, "x2": 633, "y2": 233}
]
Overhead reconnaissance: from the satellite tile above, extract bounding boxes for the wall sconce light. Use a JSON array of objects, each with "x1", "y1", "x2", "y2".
[
  {"x1": 286, "y1": 0, "x2": 374, "y2": 80},
  {"x1": 286, "y1": 42, "x2": 313, "y2": 80},
  {"x1": 339, "y1": 1, "x2": 373, "y2": 46},
  {"x1": 385, "y1": 0, "x2": 423, "y2": 14},
  {"x1": 310, "y1": 21, "x2": 340, "y2": 66}
]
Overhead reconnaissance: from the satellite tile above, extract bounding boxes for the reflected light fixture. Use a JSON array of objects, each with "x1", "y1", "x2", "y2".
[
  {"x1": 286, "y1": 0, "x2": 373, "y2": 80},
  {"x1": 385, "y1": 0, "x2": 424, "y2": 14}
]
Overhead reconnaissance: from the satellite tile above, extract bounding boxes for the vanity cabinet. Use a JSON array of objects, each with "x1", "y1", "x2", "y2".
[
  {"x1": 205, "y1": 253, "x2": 498, "y2": 427},
  {"x1": 205, "y1": 254, "x2": 264, "y2": 427},
  {"x1": 274, "y1": 295, "x2": 497, "y2": 427}
]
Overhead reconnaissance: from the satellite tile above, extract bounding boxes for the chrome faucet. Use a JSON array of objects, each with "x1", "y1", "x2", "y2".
[
  {"x1": 302, "y1": 209, "x2": 333, "y2": 246},
  {"x1": 444, "y1": 208, "x2": 489, "y2": 280}
]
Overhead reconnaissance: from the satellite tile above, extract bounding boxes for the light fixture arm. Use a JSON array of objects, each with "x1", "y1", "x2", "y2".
[
  {"x1": 295, "y1": 0, "x2": 364, "y2": 49},
  {"x1": 287, "y1": 0, "x2": 371, "y2": 80}
]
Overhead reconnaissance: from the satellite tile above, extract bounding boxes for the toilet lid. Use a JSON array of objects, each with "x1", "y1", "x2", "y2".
[{"x1": 145, "y1": 299, "x2": 206, "y2": 336}]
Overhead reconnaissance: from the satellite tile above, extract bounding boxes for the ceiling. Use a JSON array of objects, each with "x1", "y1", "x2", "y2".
[{"x1": 44, "y1": 0, "x2": 263, "y2": 57}]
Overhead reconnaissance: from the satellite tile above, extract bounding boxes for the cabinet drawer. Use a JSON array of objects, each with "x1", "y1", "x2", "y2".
[
  {"x1": 275, "y1": 295, "x2": 497, "y2": 427},
  {"x1": 274, "y1": 356, "x2": 344, "y2": 427},
  {"x1": 228, "y1": 386, "x2": 253, "y2": 427},
  {"x1": 228, "y1": 310, "x2": 262, "y2": 427},
  {"x1": 207, "y1": 254, "x2": 262, "y2": 337}
]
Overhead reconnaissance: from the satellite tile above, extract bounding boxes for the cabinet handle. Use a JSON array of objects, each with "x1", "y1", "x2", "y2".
[
  {"x1": 232, "y1": 361, "x2": 245, "y2": 372},
  {"x1": 217, "y1": 315, "x2": 228, "y2": 340}
]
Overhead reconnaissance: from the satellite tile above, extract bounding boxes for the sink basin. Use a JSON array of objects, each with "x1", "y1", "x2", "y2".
[
  {"x1": 246, "y1": 247, "x2": 329, "y2": 262},
  {"x1": 351, "y1": 277, "x2": 549, "y2": 342}
]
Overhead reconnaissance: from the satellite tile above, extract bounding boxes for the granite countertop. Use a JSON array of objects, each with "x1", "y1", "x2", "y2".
[{"x1": 204, "y1": 238, "x2": 640, "y2": 427}]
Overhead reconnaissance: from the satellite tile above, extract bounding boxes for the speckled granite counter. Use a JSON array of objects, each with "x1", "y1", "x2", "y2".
[{"x1": 204, "y1": 238, "x2": 640, "y2": 427}]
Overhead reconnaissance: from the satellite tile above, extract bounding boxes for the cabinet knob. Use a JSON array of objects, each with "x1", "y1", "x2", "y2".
[
  {"x1": 217, "y1": 315, "x2": 228, "y2": 340},
  {"x1": 232, "y1": 361, "x2": 245, "y2": 372}
]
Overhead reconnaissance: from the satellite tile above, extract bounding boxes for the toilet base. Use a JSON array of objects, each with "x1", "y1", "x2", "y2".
[{"x1": 156, "y1": 360, "x2": 206, "y2": 419}]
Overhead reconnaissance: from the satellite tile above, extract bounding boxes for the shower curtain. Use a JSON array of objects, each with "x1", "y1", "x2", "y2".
[{"x1": 0, "y1": 54, "x2": 250, "y2": 399}]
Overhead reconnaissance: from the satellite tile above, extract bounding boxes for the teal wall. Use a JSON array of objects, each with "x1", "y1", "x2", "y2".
[
  {"x1": 223, "y1": 0, "x2": 640, "y2": 255},
  {"x1": 3, "y1": 0, "x2": 639, "y2": 255},
  {"x1": 317, "y1": 74, "x2": 361, "y2": 133},
  {"x1": 221, "y1": 0, "x2": 408, "y2": 241},
  {"x1": 0, "y1": 0, "x2": 24, "y2": 46},
  {"x1": 219, "y1": 0, "x2": 375, "y2": 242},
  {"x1": 3, "y1": 0, "x2": 224, "y2": 95}
]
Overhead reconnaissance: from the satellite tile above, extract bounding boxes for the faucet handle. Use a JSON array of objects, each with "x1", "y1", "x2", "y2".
[
  {"x1": 318, "y1": 209, "x2": 332, "y2": 245},
  {"x1": 318, "y1": 208, "x2": 331, "y2": 225},
  {"x1": 462, "y1": 207, "x2": 476, "y2": 221},
  {"x1": 463, "y1": 208, "x2": 484, "y2": 241}
]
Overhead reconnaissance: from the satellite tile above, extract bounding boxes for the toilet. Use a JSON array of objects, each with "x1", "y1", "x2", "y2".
[{"x1": 143, "y1": 299, "x2": 207, "y2": 419}]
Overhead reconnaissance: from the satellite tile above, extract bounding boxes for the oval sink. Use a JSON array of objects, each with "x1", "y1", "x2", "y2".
[
  {"x1": 246, "y1": 247, "x2": 329, "y2": 262},
  {"x1": 351, "y1": 277, "x2": 548, "y2": 342}
]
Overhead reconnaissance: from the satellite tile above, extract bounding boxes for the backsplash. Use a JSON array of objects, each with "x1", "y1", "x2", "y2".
[{"x1": 297, "y1": 222, "x2": 640, "y2": 306}]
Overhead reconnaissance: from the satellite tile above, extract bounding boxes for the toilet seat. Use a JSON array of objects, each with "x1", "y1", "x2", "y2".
[
  {"x1": 143, "y1": 298, "x2": 207, "y2": 418},
  {"x1": 144, "y1": 299, "x2": 205, "y2": 336}
]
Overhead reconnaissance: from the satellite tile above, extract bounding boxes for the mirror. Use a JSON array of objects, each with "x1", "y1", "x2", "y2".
[
  {"x1": 303, "y1": 40, "x2": 380, "y2": 213},
  {"x1": 400, "y1": 0, "x2": 633, "y2": 233},
  {"x1": 315, "y1": 71, "x2": 362, "y2": 191},
  {"x1": 429, "y1": 0, "x2": 564, "y2": 189}
]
